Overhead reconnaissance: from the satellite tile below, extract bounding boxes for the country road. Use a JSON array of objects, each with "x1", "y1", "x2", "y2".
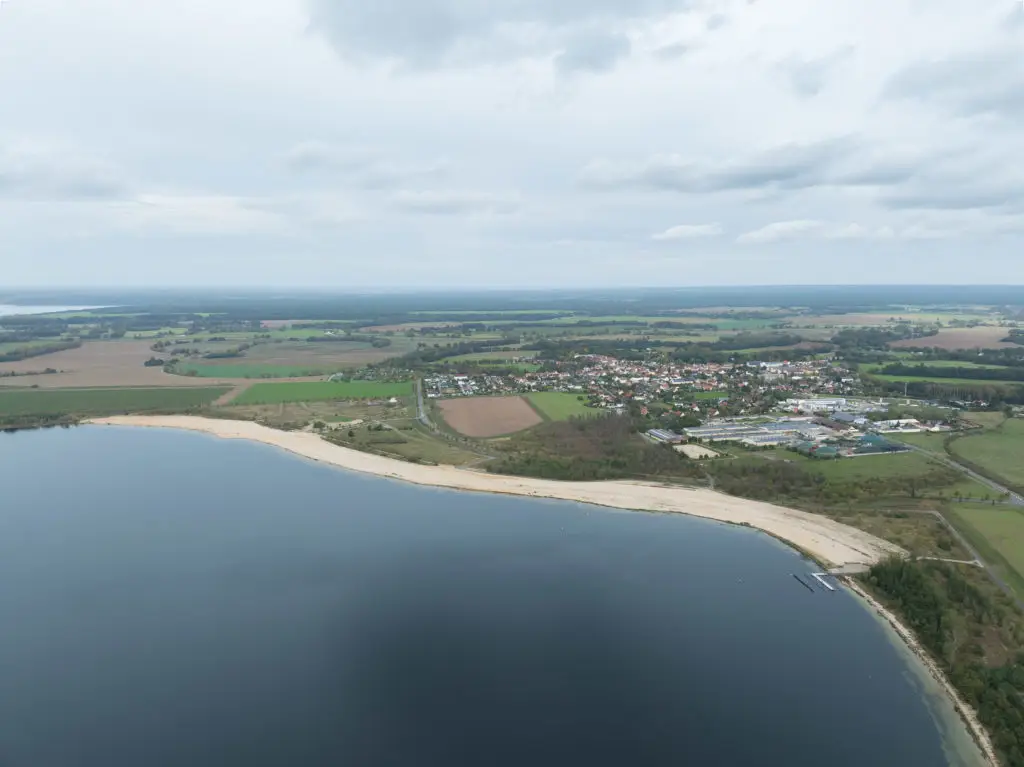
[
  {"x1": 902, "y1": 443, "x2": 1024, "y2": 506},
  {"x1": 415, "y1": 378, "x2": 435, "y2": 430}
]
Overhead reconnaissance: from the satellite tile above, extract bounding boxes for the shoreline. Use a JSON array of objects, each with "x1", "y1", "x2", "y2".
[
  {"x1": 88, "y1": 415, "x2": 900, "y2": 568},
  {"x1": 84, "y1": 415, "x2": 999, "y2": 763},
  {"x1": 844, "y1": 578, "x2": 999, "y2": 767}
]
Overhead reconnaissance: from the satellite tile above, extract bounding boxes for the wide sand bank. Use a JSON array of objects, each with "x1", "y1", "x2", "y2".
[{"x1": 89, "y1": 416, "x2": 901, "y2": 568}]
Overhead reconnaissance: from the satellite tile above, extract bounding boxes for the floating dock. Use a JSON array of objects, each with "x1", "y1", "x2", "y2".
[
  {"x1": 811, "y1": 572, "x2": 836, "y2": 592},
  {"x1": 792, "y1": 573, "x2": 815, "y2": 592}
]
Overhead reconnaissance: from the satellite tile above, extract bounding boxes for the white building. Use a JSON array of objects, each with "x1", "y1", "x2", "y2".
[{"x1": 784, "y1": 397, "x2": 847, "y2": 414}]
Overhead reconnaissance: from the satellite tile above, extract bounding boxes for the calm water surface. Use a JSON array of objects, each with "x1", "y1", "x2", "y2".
[
  {"x1": 0, "y1": 427, "x2": 984, "y2": 766},
  {"x1": 0, "y1": 305, "x2": 105, "y2": 317}
]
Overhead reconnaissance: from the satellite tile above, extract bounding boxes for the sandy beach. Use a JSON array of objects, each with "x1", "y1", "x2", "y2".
[{"x1": 89, "y1": 415, "x2": 902, "y2": 568}]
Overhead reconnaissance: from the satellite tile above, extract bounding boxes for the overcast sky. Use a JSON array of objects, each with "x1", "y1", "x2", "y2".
[{"x1": 1, "y1": 0, "x2": 1022, "y2": 288}]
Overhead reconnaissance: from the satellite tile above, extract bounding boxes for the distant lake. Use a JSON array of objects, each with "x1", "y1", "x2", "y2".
[
  {"x1": 0, "y1": 427, "x2": 986, "y2": 767},
  {"x1": 0, "y1": 305, "x2": 107, "y2": 317}
]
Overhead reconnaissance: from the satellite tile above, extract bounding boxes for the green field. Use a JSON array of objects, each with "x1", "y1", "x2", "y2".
[
  {"x1": 0, "y1": 339, "x2": 71, "y2": 355},
  {"x1": 0, "y1": 387, "x2": 228, "y2": 416},
  {"x1": 691, "y1": 391, "x2": 729, "y2": 400},
  {"x1": 949, "y1": 504, "x2": 1024, "y2": 598},
  {"x1": 869, "y1": 373, "x2": 1017, "y2": 387},
  {"x1": 525, "y1": 392, "x2": 597, "y2": 420},
  {"x1": 866, "y1": 360, "x2": 1010, "y2": 371},
  {"x1": 176, "y1": 363, "x2": 329, "y2": 378},
  {"x1": 806, "y1": 451, "x2": 988, "y2": 499},
  {"x1": 892, "y1": 431, "x2": 949, "y2": 451},
  {"x1": 949, "y1": 419, "x2": 1024, "y2": 490},
  {"x1": 445, "y1": 351, "x2": 538, "y2": 361},
  {"x1": 232, "y1": 380, "x2": 413, "y2": 405}
]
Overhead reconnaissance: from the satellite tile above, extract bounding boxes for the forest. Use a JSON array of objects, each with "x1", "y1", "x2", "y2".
[
  {"x1": 864, "y1": 558, "x2": 1024, "y2": 766},
  {"x1": 489, "y1": 414, "x2": 705, "y2": 482},
  {"x1": 879, "y1": 363, "x2": 1024, "y2": 383}
]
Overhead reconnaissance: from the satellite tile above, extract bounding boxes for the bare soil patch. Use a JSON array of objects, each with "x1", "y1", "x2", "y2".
[
  {"x1": 0, "y1": 341, "x2": 235, "y2": 389},
  {"x1": 890, "y1": 327, "x2": 1017, "y2": 350},
  {"x1": 438, "y1": 396, "x2": 543, "y2": 437},
  {"x1": 676, "y1": 444, "x2": 720, "y2": 459}
]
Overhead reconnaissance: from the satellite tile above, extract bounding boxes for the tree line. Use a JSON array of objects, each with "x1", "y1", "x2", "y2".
[{"x1": 864, "y1": 558, "x2": 1024, "y2": 766}]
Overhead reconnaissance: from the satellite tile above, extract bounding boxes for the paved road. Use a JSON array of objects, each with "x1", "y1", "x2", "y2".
[
  {"x1": 415, "y1": 378, "x2": 435, "y2": 430},
  {"x1": 903, "y1": 443, "x2": 1024, "y2": 506}
]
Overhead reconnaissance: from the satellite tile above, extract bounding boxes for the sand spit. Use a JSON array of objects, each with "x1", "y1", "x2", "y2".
[{"x1": 89, "y1": 416, "x2": 901, "y2": 568}]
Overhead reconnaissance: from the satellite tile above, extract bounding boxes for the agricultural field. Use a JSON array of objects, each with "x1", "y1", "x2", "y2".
[
  {"x1": 0, "y1": 341, "x2": 229, "y2": 388},
  {"x1": 0, "y1": 338, "x2": 70, "y2": 355},
  {"x1": 0, "y1": 386, "x2": 228, "y2": 416},
  {"x1": 437, "y1": 396, "x2": 543, "y2": 437},
  {"x1": 525, "y1": 392, "x2": 598, "y2": 420},
  {"x1": 863, "y1": 361, "x2": 1011, "y2": 372},
  {"x1": 889, "y1": 327, "x2": 1017, "y2": 350},
  {"x1": 174, "y1": 363, "x2": 329, "y2": 378},
  {"x1": 869, "y1": 373, "x2": 1017, "y2": 387},
  {"x1": 445, "y1": 350, "x2": 538, "y2": 361},
  {"x1": 949, "y1": 419, "x2": 1024, "y2": 491},
  {"x1": 949, "y1": 504, "x2": 1024, "y2": 598},
  {"x1": 232, "y1": 380, "x2": 413, "y2": 405}
]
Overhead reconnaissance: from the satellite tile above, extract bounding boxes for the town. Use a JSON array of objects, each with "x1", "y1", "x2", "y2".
[{"x1": 422, "y1": 353, "x2": 957, "y2": 459}]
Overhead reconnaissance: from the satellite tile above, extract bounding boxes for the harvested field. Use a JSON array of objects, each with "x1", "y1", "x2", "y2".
[
  {"x1": 0, "y1": 341, "x2": 233, "y2": 388},
  {"x1": 437, "y1": 396, "x2": 543, "y2": 437},
  {"x1": 890, "y1": 327, "x2": 1017, "y2": 350}
]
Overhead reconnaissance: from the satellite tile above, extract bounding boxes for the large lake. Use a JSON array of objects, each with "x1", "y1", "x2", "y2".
[{"x1": 0, "y1": 427, "x2": 985, "y2": 766}]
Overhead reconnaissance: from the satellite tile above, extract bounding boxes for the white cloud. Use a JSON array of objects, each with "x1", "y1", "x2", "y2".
[
  {"x1": 0, "y1": 142, "x2": 130, "y2": 201},
  {"x1": 0, "y1": 0, "x2": 1020, "y2": 285},
  {"x1": 105, "y1": 194, "x2": 287, "y2": 236},
  {"x1": 737, "y1": 220, "x2": 822, "y2": 244},
  {"x1": 390, "y1": 189, "x2": 520, "y2": 215},
  {"x1": 651, "y1": 223, "x2": 722, "y2": 241}
]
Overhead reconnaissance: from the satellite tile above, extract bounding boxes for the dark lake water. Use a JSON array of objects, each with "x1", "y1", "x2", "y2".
[{"x1": 0, "y1": 427, "x2": 983, "y2": 766}]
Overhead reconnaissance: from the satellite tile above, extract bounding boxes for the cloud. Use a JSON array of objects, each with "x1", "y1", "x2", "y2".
[
  {"x1": 779, "y1": 46, "x2": 854, "y2": 98},
  {"x1": 283, "y1": 142, "x2": 446, "y2": 189},
  {"x1": 555, "y1": 30, "x2": 632, "y2": 75},
  {"x1": 105, "y1": 194, "x2": 287, "y2": 236},
  {"x1": 735, "y1": 216, "x2": 1023, "y2": 245},
  {"x1": 306, "y1": 0, "x2": 695, "y2": 69},
  {"x1": 823, "y1": 223, "x2": 896, "y2": 241},
  {"x1": 390, "y1": 189, "x2": 520, "y2": 215},
  {"x1": 651, "y1": 223, "x2": 722, "y2": 240},
  {"x1": 705, "y1": 13, "x2": 728, "y2": 31},
  {"x1": 283, "y1": 141, "x2": 375, "y2": 173},
  {"x1": 736, "y1": 220, "x2": 822, "y2": 244},
  {"x1": 0, "y1": 143, "x2": 130, "y2": 201},
  {"x1": 884, "y1": 46, "x2": 1024, "y2": 120},
  {"x1": 581, "y1": 137, "x2": 856, "y2": 194}
]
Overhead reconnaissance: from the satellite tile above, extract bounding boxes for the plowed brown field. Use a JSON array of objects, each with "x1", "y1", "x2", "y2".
[{"x1": 437, "y1": 396, "x2": 542, "y2": 437}]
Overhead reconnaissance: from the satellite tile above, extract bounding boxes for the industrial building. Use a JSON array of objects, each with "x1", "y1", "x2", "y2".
[{"x1": 684, "y1": 418, "x2": 834, "y2": 447}]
